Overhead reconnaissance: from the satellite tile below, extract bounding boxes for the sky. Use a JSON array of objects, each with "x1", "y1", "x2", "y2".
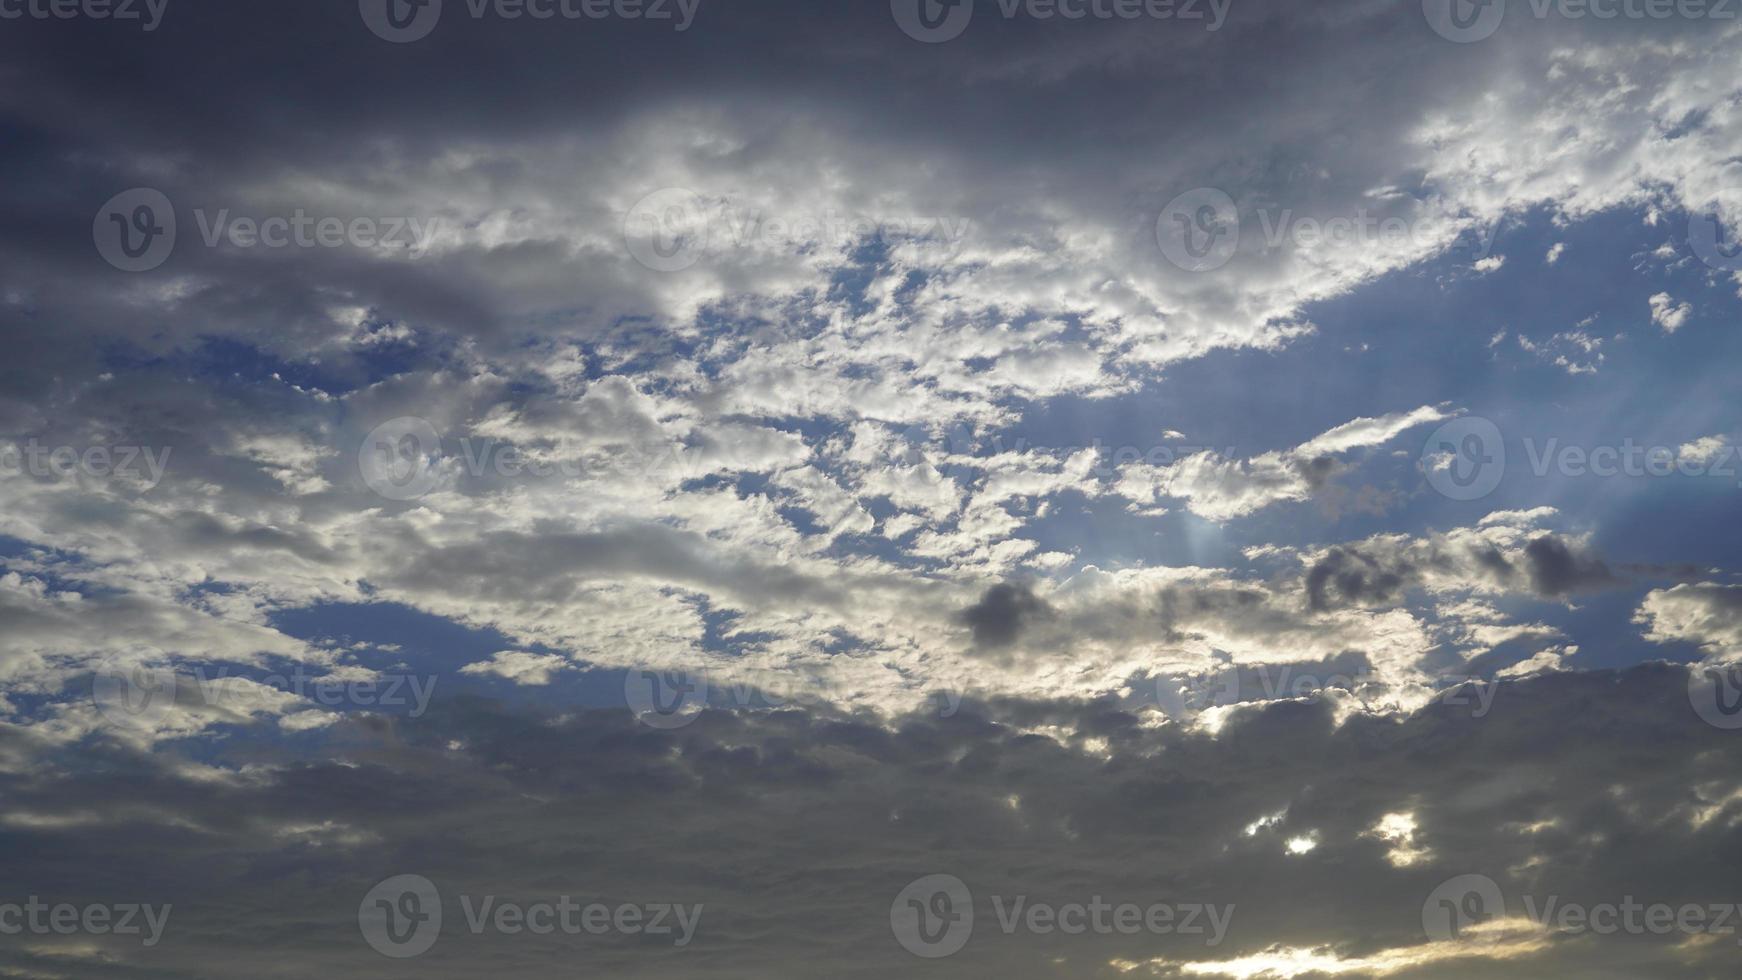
[{"x1": 3, "y1": 0, "x2": 1742, "y2": 976}]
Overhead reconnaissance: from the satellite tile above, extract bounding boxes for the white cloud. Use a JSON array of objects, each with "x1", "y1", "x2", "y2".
[
  {"x1": 1114, "y1": 406, "x2": 1448, "y2": 521},
  {"x1": 1517, "y1": 329, "x2": 1604, "y2": 375},
  {"x1": 1649, "y1": 292, "x2": 1692, "y2": 333},
  {"x1": 460, "y1": 651, "x2": 574, "y2": 686},
  {"x1": 1678, "y1": 434, "x2": 1731, "y2": 466},
  {"x1": 1638, "y1": 583, "x2": 1742, "y2": 658}
]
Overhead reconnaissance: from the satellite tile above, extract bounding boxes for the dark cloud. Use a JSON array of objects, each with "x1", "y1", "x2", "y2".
[
  {"x1": 1304, "y1": 533, "x2": 1624, "y2": 612},
  {"x1": 2, "y1": 667, "x2": 1740, "y2": 977},
  {"x1": 960, "y1": 582, "x2": 1055, "y2": 648},
  {"x1": 1306, "y1": 547, "x2": 1409, "y2": 612},
  {"x1": 1291, "y1": 453, "x2": 1343, "y2": 492},
  {"x1": 1523, "y1": 535, "x2": 1621, "y2": 598}
]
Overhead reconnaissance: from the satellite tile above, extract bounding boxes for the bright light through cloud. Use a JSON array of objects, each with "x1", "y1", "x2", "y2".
[{"x1": 1131, "y1": 919, "x2": 1553, "y2": 977}]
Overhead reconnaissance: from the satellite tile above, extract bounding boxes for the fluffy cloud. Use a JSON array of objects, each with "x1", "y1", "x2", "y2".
[
  {"x1": 1650, "y1": 292, "x2": 1693, "y2": 333},
  {"x1": 1113, "y1": 407, "x2": 1448, "y2": 521},
  {"x1": 1638, "y1": 583, "x2": 1742, "y2": 659}
]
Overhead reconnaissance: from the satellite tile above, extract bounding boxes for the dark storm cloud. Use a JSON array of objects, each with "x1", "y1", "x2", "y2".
[
  {"x1": 0, "y1": 0, "x2": 1673, "y2": 380},
  {"x1": 1306, "y1": 546, "x2": 1410, "y2": 612},
  {"x1": 3, "y1": 666, "x2": 1742, "y2": 977}
]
